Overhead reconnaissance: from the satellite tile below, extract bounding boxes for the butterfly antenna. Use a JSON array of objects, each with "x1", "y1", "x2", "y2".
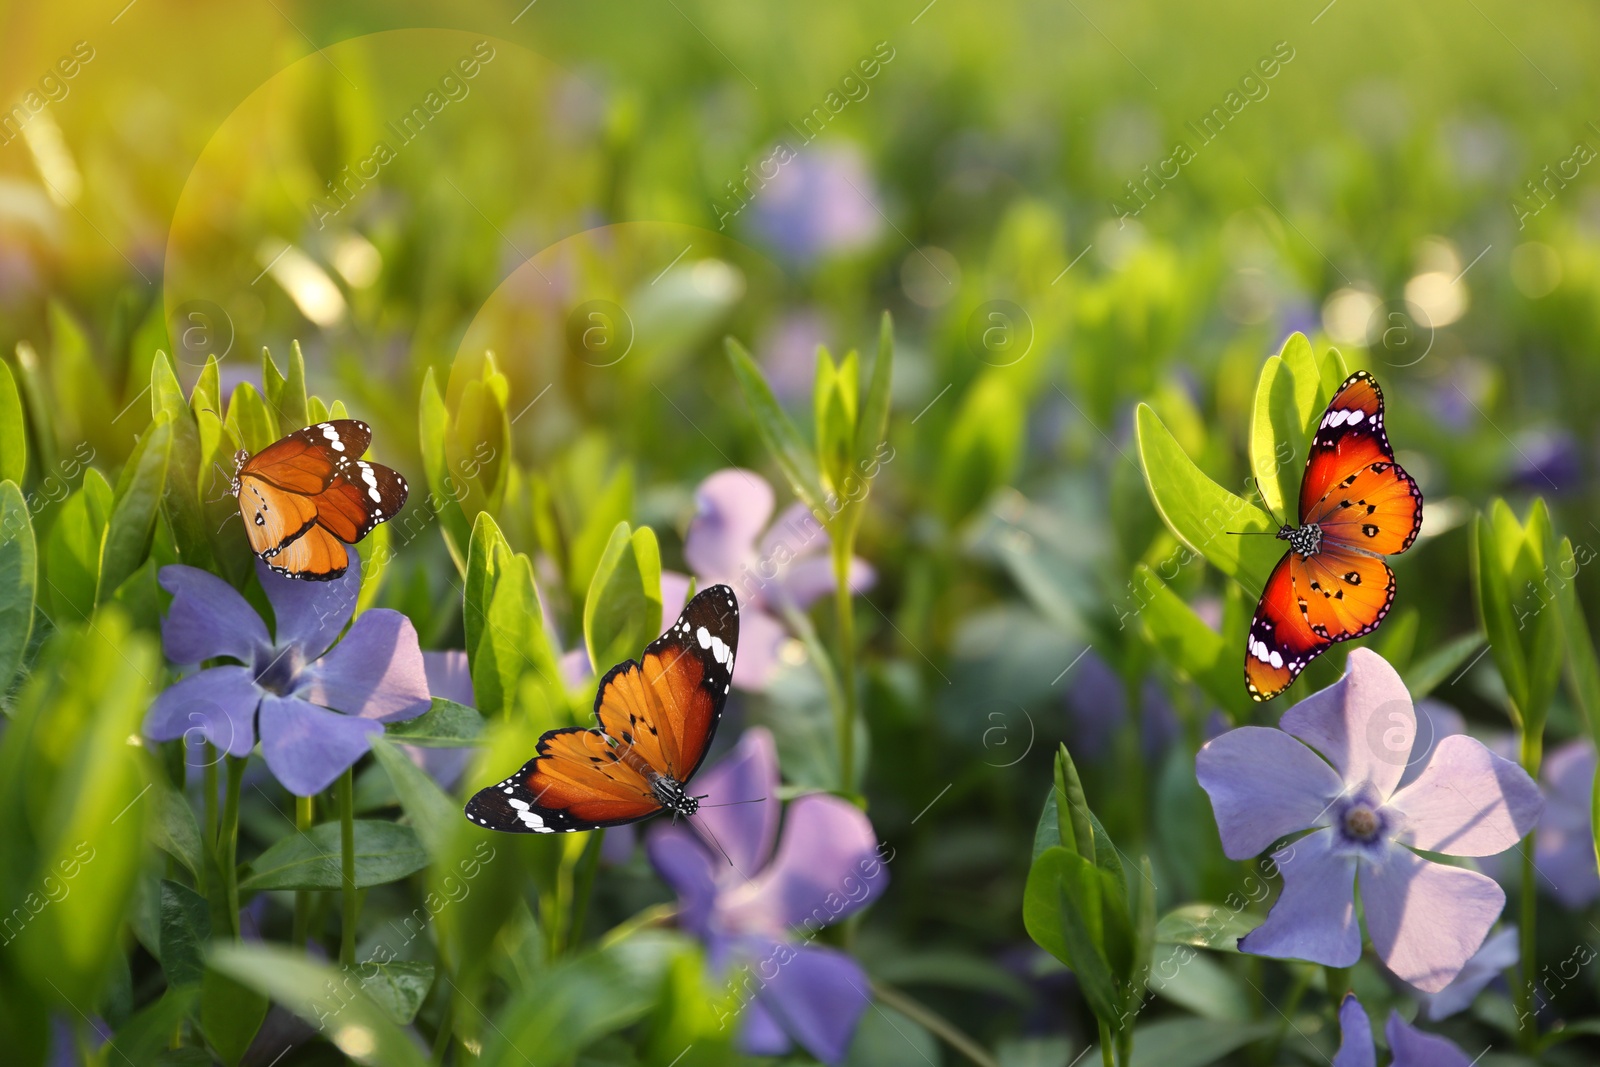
[
  {"x1": 1227, "y1": 477, "x2": 1286, "y2": 535},
  {"x1": 214, "y1": 511, "x2": 239, "y2": 535},
  {"x1": 690, "y1": 815, "x2": 737, "y2": 868},
  {"x1": 695, "y1": 796, "x2": 769, "y2": 810}
]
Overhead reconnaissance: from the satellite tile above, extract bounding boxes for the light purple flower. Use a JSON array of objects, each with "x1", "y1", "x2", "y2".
[
  {"x1": 1196, "y1": 649, "x2": 1542, "y2": 992},
  {"x1": 1417, "y1": 926, "x2": 1517, "y2": 1021},
  {"x1": 1531, "y1": 739, "x2": 1600, "y2": 909},
  {"x1": 750, "y1": 143, "x2": 883, "y2": 262},
  {"x1": 401, "y1": 651, "x2": 475, "y2": 789},
  {"x1": 647, "y1": 728, "x2": 888, "y2": 1064},
  {"x1": 145, "y1": 550, "x2": 431, "y2": 796},
  {"x1": 1334, "y1": 994, "x2": 1474, "y2": 1067},
  {"x1": 683, "y1": 469, "x2": 874, "y2": 690}
]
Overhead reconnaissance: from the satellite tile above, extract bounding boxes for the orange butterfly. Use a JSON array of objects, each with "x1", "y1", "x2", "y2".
[
  {"x1": 465, "y1": 584, "x2": 739, "y2": 833},
  {"x1": 1245, "y1": 371, "x2": 1423, "y2": 701},
  {"x1": 231, "y1": 420, "x2": 408, "y2": 581}
]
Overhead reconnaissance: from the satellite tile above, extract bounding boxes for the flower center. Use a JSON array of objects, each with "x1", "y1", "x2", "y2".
[
  {"x1": 1343, "y1": 804, "x2": 1380, "y2": 842},
  {"x1": 253, "y1": 644, "x2": 304, "y2": 696}
]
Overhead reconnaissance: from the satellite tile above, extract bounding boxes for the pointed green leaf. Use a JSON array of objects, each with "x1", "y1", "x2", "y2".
[
  {"x1": 726, "y1": 337, "x2": 825, "y2": 513},
  {"x1": 855, "y1": 312, "x2": 895, "y2": 472},
  {"x1": 241, "y1": 820, "x2": 429, "y2": 891},
  {"x1": 1053, "y1": 744, "x2": 1092, "y2": 862},
  {"x1": 384, "y1": 698, "x2": 485, "y2": 748},
  {"x1": 1133, "y1": 564, "x2": 1241, "y2": 715},
  {"x1": 1403, "y1": 631, "x2": 1485, "y2": 699},
  {"x1": 158, "y1": 879, "x2": 211, "y2": 988},
  {"x1": 369, "y1": 737, "x2": 458, "y2": 859},
  {"x1": 148, "y1": 778, "x2": 205, "y2": 882},
  {"x1": 45, "y1": 470, "x2": 113, "y2": 621},
  {"x1": 100, "y1": 413, "x2": 172, "y2": 603},
  {"x1": 12, "y1": 340, "x2": 57, "y2": 475},
  {"x1": 0, "y1": 360, "x2": 25, "y2": 485},
  {"x1": 1555, "y1": 539, "x2": 1600, "y2": 732},
  {"x1": 358, "y1": 961, "x2": 436, "y2": 1026},
  {"x1": 1023, "y1": 846, "x2": 1121, "y2": 1027},
  {"x1": 1136, "y1": 404, "x2": 1280, "y2": 585},
  {"x1": 419, "y1": 367, "x2": 470, "y2": 573},
  {"x1": 584, "y1": 522, "x2": 663, "y2": 677},
  {"x1": 224, "y1": 382, "x2": 277, "y2": 456},
  {"x1": 0, "y1": 482, "x2": 37, "y2": 694},
  {"x1": 940, "y1": 372, "x2": 1024, "y2": 520}
]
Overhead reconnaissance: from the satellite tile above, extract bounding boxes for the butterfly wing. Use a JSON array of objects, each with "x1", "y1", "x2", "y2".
[
  {"x1": 1298, "y1": 371, "x2": 1423, "y2": 553},
  {"x1": 238, "y1": 473, "x2": 319, "y2": 559},
  {"x1": 310, "y1": 459, "x2": 408, "y2": 542},
  {"x1": 260, "y1": 522, "x2": 352, "y2": 581},
  {"x1": 464, "y1": 728, "x2": 662, "y2": 834},
  {"x1": 1245, "y1": 551, "x2": 1331, "y2": 701},
  {"x1": 239, "y1": 420, "x2": 373, "y2": 494},
  {"x1": 594, "y1": 584, "x2": 739, "y2": 784},
  {"x1": 1298, "y1": 546, "x2": 1397, "y2": 641}
]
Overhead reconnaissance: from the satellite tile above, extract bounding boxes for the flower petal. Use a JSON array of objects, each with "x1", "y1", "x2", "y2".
[
  {"x1": 1281, "y1": 648, "x2": 1416, "y2": 801},
  {"x1": 1388, "y1": 735, "x2": 1543, "y2": 856},
  {"x1": 645, "y1": 823, "x2": 720, "y2": 938},
  {"x1": 144, "y1": 666, "x2": 260, "y2": 758},
  {"x1": 1544, "y1": 738, "x2": 1596, "y2": 809},
  {"x1": 1195, "y1": 727, "x2": 1345, "y2": 860},
  {"x1": 731, "y1": 608, "x2": 789, "y2": 692},
  {"x1": 756, "y1": 502, "x2": 827, "y2": 566},
  {"x1": 768, "y1": 554, "x2": 876, "y2": 613},
  {"x1": 691, "y1": 728, "x2": 782, "y2": 878},
  {"x1": 402, "y1": 745, "x2": 472, "y2": 789},
  {"x1": 1420, "y1": 925, "x2": 1518, "y2": 1021},
  {"x1": 1384, "y1": 1010, "x2": 1474, "y2": 1067},
  {"x1": 422, "y1": 650, "x2": 474, "y2": 706},
  {"x1": 736, "y1": 995, "x2": 794, "y2": 1058},
  {"x1": 1397, "y1": 700, "x2": 1465, "y2": 789},
  {"x1": 298, "y1": 610, "x2": 430, "y2": 722},
  {"x1": 158, "y1": 566, "x2": 270, "y2": 666},
  {"x1": 258, "y1": 546, "x2": 360, "y2": 659},
  {"x1": 660, "y1": 570, "x2": 691, "y2": 620},
  {"x1": 686, "y1": 469, "x2": 773, "y2": 582},
  {"x1": 1533, "y1": 747, "x2": 1600, "y2": 908},
  {"x1": 1238, "y1": 831, "x2": 1360, "y2": 967},
  {"x1": 258, "y1": 695, "x2": 382, "y2": 796},
  {"x1": 1362, "y1": 846, "x2": 1505, "y2": 993},
  {"x1": 1332, "y1": 995, "x2": 1376, "y2": 1067},
  {"x1": 721, "y1": 794, "x2": 888, "y2": 935},
  {"x1": 756, "y1": 942, "x2": 872, "y2": 1065}
]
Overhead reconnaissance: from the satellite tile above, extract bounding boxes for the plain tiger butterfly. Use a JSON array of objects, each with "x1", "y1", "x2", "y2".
[
  {"x1": 1244, "y1": 370, "x2": 1424, "y2": 701},
  {"x1": 231, "y1": 420, "x2": 408, "y2": 581},
  {"x1": 465, "y1": 584, "x2": 740, "y2": 834}
]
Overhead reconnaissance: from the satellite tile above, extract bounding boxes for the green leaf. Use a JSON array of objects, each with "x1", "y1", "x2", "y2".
[
  {"x1": 151, "y1": 352, "x2": 214, "y2": 572},
  {"x1": 45, "y1": 470, "x2": 113, "y2": 621},
  {"x1": 1247, "y1": 353, "x2": 1303, "y2": 520},
  {"x1": 368, "y1": 736, "x2": 458, "y2": 859},
  {"x1": 0, "y1": 360, "x2": 25, "y2": 484},
  {"x1": 940, "y1": 371, "x2": 1024, "y2": 520},
  {"x1": 1153, "y1": 903, "x2": 1263, "y2": 952},
  {"x1": 105, "y1": 990, "x2": 198, "y2": 1067},
  {"x1": 584, "y1": 522, "x2": 663, "y2": 676},
  {"x1": 99, "y1": 413, "x2": 172, "y2": 603},
  {"x1": 855, "y1": 312, "x2": 895, "y2": 477},
  {"x1": 725, "y1": 337, "x2": 825, "y2": 513},
  {"x1": 419, "y1": 367, "x2": 471, "y2": 574},
  {"x1": 1032, "y1": 785, "x2": 1061, "y2": 863},
  {"x1": 200, "y1": 972, "x2": 267, "y2": 1064},
  {"x1": 148, "y1": 778, "x2": 206, "y2": 881},
  {"x1": 1555, "y1": 538, "x2": 1600, "y2": 732},
  {"x1": 1404, "y1": 631, "x2": 1485, "y2": 698},
  {"x1": 814, "y1": 345, "x2": 860, "y2": 497},
  {"x1": 358, "y1": 960, "x2": 436, "y2": 1026},
  {"x1": 12, "y1": 340, "x2": 57, "y2": 476},
  {"x1": 263, "y1": 343, "x2": 309, "y2": 430},
  {"x1": 47, "y1": 301, "x2": 115, "y2": 459},
  {"x1": 241, "y1": 820, "x2": 429, "y2": 891},
  {"x1": 1133, "y1": 564, "x2": 1242, "y2": 715},
  {"x1": 0, "y1": 481, "x2": 37, "y2": 694},
  {"x1": 1123, "y1": 1018, "x2": 1276, "y2": 1067},
  {"x1": 1146, "y1": 943, "x2": 1251, "y2": 1022},
  {"x1": 224, "y1": 381, "x2": 277, "y2": 457},
  {"x1": 1022, "y1": 846, "x2": 1123, "y2": 1029},
  {"x1": 464, "y1": 513, "x2": 563, "y2": 724},
  {"x1": 208, "y1": 943, "x2": 422, "y2": 1066},
  {"x1": 384, "y1": 698, "x2": 485, "y2": 747},
  {"x1": 1053, "y1": 744, "x2": 1093, "y2": 864},
  {"x1": 567, "y1": 463, "x2": 634, "y2": 604},
  {"x1": 1126, "y1": 856, "x2": 1157, "y2": 1015},
  {"x1": 1136, "y1": 404, "x2": 1280, "y2": 585},
  {"x1": 158, "y1": 879, "x2": 210, "y2": 988}
]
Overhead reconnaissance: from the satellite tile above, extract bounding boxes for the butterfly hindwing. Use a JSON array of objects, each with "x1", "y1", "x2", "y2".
[
  {"x1": 261, "y1": 523, "x2": 351, "y2": 582},
  {"x1": 1245, "y1": 552, "x2": 1330, "y2": 701},
  {"x1": 465, "y1": 585, "x2": 741, "y2": 834}
]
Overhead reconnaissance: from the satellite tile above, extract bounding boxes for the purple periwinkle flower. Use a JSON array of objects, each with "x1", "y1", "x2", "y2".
[
  {"x1": 1196, "y1": 649, "x2": 1542, "y2": 992},
  {"x1": 750, "y1": 143, "x2": 883, "y2": 263},
  {"x1": 145, "y1": 550, "x2": 431, "y2": 796},
  {"x1": 1530, "y1": 739, "x2": 1600, "y2": 909},
  {"x1": 684, "y1": 469, "x2": 874, "y2": 690},
  {"x1": 1417, "y1": 925, "x2": 1517, "y2": 1021},
  {"x1": 1333, "y1": 993, "x2": 1474, "y2": 1067},
  {"x1": 646, "y1": 728, "x2": 888, "y2": 1064}
]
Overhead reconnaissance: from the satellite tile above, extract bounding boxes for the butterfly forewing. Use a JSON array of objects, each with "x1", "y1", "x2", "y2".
[
  {"x1": 240, "y1": 420, "x2": 372, "y2": 493},
  {"x1": 1247, "y1": 370, "x2": 1421, "y2": 701},
  {"x1": 465, "y1": 585, "x2": 740, "y2": 834}
]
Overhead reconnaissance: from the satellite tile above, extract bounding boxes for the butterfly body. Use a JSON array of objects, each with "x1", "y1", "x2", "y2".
[
  {"x1": 231, "y1": 420, "x2": 408, "y2": 581},
  {"x1": 1245, "y1": 371, "x2": 1422, "y2": 701},
  {"x1": 465, "y1": 585, "x2": 739, "y2": 834}
]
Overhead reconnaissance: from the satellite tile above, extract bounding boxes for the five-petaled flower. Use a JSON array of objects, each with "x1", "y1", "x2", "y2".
[
  {"x1": 1196, "y1": 649, "x2": 1542, "y2": 992},
  {"x1": 647, "y1": 728, "x2": 888, "y2": 1064},
  {"x1": 145, "y1": 548, "x2": 431, "y2": 796},
  {"x1": 1333, "y1": 993, "x2": 1474, "y2": 1067},
  {"x1": 682, "y1": 468, "x2": 874, "y2": 690}
]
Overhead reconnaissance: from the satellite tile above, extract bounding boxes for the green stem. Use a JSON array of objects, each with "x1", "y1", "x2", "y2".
[
  {"x1": 1097, "y1": 1020, "x2": 1114, "y2": 1067},
  {"x1": 430, "y1": 996, "x2": 455, "y2": 1067},
  {"x1": 1516, "y1": 726, "x2": 1543, "y2": 1051},
  {"x1": 291, "y1": 794, "x2": 314, "y2": 949},
  {"x1": 566, "y1": 830, "x2": 605, "y2": 953},
  {"x1": 220, "y1": 756, "x2": 245, "y2": 937},
  {"x1": 1323, "y1": 965, "x2": 1351, "y2": 1006},
  {"x1": 871, "y1": 981, "x2": 1000, "y2": 1067},
  {"x1": 203, "y1": 748, "x2": 218, "y2": 845},
  {"x1": 338, "y1": 766, "x2": 358, "y2": 968},
  {"x1": 831, "y1": 532, "x2": 858, "y2": 795}
]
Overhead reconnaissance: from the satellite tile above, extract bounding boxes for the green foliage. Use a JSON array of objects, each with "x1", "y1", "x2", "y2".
[
  {"x1": 464, "y1": 512, "x2": 564, "y2": 726},
  {"x1": 0, "y1": 361, "x2": 25, "y2": 486},
  {"x1": 1471, "y1": 498, "x2": 1564, "y2": 733},
  {"x1": 584, "y1": 521, "x2": 663, "y2": 677},
  {"x1": 0, "y1": 483, "x2": 37, "y2": 697},
  {"x1": 241, "y1": 820, "x2": 430, "y2": 891},
  {"x1": 383, "y1": 698, "x2": 485, "y2": 747},
  {"x1": 726, "y1": 337, "x2": 826, "y2": 513}
]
